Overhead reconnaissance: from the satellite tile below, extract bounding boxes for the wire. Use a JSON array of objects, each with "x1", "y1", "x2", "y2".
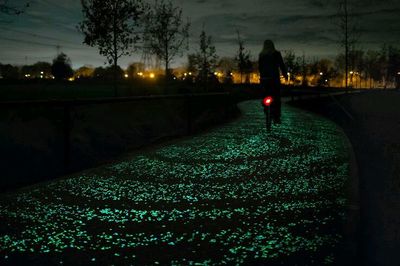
[
  {"x1": 0, "y1": 36, "x2": 92, "y2": 50},
  {"x1": 39, "y1": 0, "x2": 79, "y2": 17},
  {"x1": 0, "y1": 26, "x2": 84, "y2": 47}
]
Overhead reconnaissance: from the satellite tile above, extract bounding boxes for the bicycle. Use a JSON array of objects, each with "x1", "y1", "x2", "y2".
[{"x1": 262, "y1": 96, "x2": 274, "y2": 131}]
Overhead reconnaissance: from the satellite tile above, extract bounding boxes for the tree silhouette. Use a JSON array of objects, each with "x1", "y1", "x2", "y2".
[
  {"x1": 75, "y1": 65, "x2": 95, "y2": 79},
  {"x1": 93, "y1": 65, "x2": 124, "y2": 80},
  {"x1": 126, "y1": 62, "x2": 145, "y2": 79},
  {"x1": 191, "y1": 29, "x2": 218, "y2": 83},
  {"x1": 144, "y1": 0, "x2": 190, "y2": 78},
  {"x1": 283, "y1": 50, "x2": 301, "y2": 85},
  {"x1": 377, "y1": 45, "x2": 400, "y2": 88},
  {"x1": 52, "y1": 53, "x2": 73, "y2": 80},
  {"x1": 186, "y1": 54, "x2": 198, "y2": 75},
  {"x1": 312, "y1": 59, "x2": 335, "y2": 87},
  {"x1": 21, "y1": 62, "x2": 52, "y2": 79},
  {"x1": 337, "y1": 0, "x2": 360, "y2": 89},
  {"x1": 0, "y1": 63, "x2": 19, "y2": 79},
  {"x1": 235, "y1": 31, "x2": 252, "y2": 84},
  {"x1": 386, "y1": 46, "x2": 400, "y2": 87},
  {"x1": 79, "y1": 0, "x2": 143, "y2": 94},
  {"x1": 364, "y1": 50, "x2": 380, "y2": 88},
  {"x1": 217, "y1": 57, "x2": 236, "y2": 84}
]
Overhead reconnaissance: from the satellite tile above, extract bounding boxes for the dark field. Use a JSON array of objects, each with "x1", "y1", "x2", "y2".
[
  {"x1": 0, "y1": 79, "x2": 170, "y2": 100},
  {"x1": 0, "y1": 80, "x2": 225, "y2": 101},
  {"x1": 0, "y1": 92, "x2": 238, "y2": 191}
]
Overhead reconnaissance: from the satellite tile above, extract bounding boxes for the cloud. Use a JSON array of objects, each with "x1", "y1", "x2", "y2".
[{"x1": 1, "y1": 0, "x2": 399, "y2": 68}]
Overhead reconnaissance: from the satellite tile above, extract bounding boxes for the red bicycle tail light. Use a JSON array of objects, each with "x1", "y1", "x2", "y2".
[{"x1": 263, "y1": 96, "x2": 273, "y2": 107}]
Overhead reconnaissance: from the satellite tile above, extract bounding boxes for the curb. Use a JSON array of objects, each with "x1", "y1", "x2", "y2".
[{"x1": 336, "y1": 130, "x2": 361, "y2": 265}]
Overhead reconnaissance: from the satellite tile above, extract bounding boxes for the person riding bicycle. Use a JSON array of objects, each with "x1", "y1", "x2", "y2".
[{"x1": 258, "y1": 40, "x2": 288, "y2": 124}]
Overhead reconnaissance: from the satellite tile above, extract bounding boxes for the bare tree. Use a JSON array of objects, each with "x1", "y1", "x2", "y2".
[
  {"x1": 186, "y1": 54, "x2": 198, "y2": 75},
  {"x1": 364, "y1": 50, "x2": 380, "y2": 88},
  {"x1": 191, "y1": 28, "x2": 218, "y2": 83},
  {"x1": 387, "y1": 46, "x2": 400, "y2": 87},
  {"x1": 217, "y1": 57, "x2": 236, "y2": 84},
  {"x1": 144, "y1": 0, "x2": 190, "y2": 78},
  {"x1": 283, "y1": 50, "x2": 302, "y2": 84},
  {"x1": 236, "y1": 31, "x2": 252, "y2": 84},
  {"x1": 337, "y1": 0, "x2": 360, "y2": 89},
  {"x1": 79, "y1": 0, "x2": 143, "y2": 95},
  {"x1": 313, "y1": 0, "x2": 360, "y2": 88},
  {"x1": 378, "y1": 45, "x2": 400, "y2": 89}
]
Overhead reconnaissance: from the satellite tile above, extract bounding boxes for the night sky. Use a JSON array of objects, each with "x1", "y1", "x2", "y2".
[{"x1": 0, "y1": 0, "x2": 399, "y2": 68}]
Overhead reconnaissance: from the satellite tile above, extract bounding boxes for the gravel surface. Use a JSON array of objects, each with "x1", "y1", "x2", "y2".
[{"x1": 0, "y1": 100, "x2": 351, "y2": 265}]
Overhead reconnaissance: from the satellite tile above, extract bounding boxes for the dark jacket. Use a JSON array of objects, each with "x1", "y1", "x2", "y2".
[{"x1": 258, "y1": 51, "x2": 287, "y2": 85}]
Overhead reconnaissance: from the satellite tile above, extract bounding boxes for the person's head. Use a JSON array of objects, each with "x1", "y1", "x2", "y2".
[{"x1": 260, "y1": 40, "x2": 276, "y2": 55}]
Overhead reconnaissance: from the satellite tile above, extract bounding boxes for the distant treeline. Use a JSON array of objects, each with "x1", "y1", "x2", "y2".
[
  {"x1": 0, "y1": 53, "x2": 74, "y2": 81},
  {"x1": 1, "y1": 45, "x2": 399, "y2": 89},
  {"x1": 280, "y1": 45, "x2": 400, "y2": 89}
]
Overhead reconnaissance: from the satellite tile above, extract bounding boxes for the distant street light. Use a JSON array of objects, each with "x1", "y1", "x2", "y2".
[{"x1": 320, "y1": 72, "x2": 323, "y2": 76}]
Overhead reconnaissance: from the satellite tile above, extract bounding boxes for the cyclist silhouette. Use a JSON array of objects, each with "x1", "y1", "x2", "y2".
[{"x1": 258, "y1": 40, "x2": 288, "y2": 123}]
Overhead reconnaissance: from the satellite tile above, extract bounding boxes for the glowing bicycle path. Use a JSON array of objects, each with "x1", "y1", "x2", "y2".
[{"x1": 0, "y1": 100, "x2": 350, "y2": 265}]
